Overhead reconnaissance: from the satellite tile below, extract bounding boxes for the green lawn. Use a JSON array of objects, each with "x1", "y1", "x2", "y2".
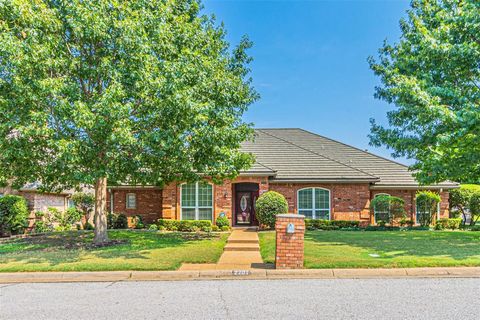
[
  {"x1": 0, "y1": 230, "x2": 229, "y2": 272},
  {"x1": 259, "y1": 230, "x2": 480, "y2": 268}
]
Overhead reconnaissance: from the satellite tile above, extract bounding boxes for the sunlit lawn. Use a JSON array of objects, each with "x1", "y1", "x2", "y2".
[
  {"x1": 259, "y1": 230, "x2": 480, "y2": 268},
  {"x1": 0, "y1": 230, "x2": 229, "y2": 272}
]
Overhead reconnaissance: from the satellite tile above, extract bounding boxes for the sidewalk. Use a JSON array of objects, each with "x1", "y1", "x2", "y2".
[
  {"x1": 1, "y1": 267, "x2": 479, "y2": 283},
  {"x1": 179, "y1": 228, "x2": 267, "y2": 271}
]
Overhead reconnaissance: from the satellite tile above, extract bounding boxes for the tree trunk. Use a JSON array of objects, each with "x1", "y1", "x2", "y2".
[{"x1": 94, "y1": 177, "x2": 109, "y2": 244}]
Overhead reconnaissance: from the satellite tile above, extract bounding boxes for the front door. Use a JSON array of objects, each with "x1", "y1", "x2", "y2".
[{"x1": 235, "y1": 191, "x2": 256, "y2": 226}]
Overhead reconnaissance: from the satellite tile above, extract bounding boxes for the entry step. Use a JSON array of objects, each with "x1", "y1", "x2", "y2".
[
  {"x1": 228, "y1": 239, "x2": 259, "y2": 244},
  {"x1": 224, "y1": 243, "x2": 260, "y2": 251}
]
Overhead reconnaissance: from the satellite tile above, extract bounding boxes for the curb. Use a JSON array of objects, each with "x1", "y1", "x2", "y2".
[{"x1": 1, "y1": 267, "x2": 479, "y2": 283}]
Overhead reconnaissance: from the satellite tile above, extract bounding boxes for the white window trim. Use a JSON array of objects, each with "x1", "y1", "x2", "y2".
[
  {"x1": 373, "y1": 193, "x2": 390, "y2": 224},
  {"x1": 126, "y1": 193, "x2": 136, "y2": 209},
  {"x1": 180, "y1": 182, "x2": 214, "y2": 221},
  {"x1": 297, "y1": 187, "x2": 331, "y2": 220}
]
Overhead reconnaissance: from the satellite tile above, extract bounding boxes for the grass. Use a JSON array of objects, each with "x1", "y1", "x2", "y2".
[
  {"x1": 0, "y1": 230, "x2": 229, "y2": 272},
  {"x1": 258, "y1": 230, "x2": 480, "y2": 268}
]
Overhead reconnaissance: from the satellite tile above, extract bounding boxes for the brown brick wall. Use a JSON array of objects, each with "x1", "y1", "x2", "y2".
[
  {"x1": 108, "y1": 181, "x2": 451, "y2": 227},
  {"x1": 107, "y1": 188, "x2": 162, "y2": 224},
  {"x1": 275, "y1": 215, "x2": 305, "y2": 269},
  {"x1": 270, "y1": 183, "x2": 371, "y2": 224}
]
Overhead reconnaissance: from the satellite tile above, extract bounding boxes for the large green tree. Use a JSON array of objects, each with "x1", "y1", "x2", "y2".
[
  {"x1": 369, "y1": 0, "x2": 480, "y2": 184},
  {"x1": 0, "y1": 0, "x2": 257, "y2": 244}
]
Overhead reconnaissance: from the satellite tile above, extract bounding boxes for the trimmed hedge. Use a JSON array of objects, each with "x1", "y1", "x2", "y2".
[
  {"x1": 305, "y1": 219, "x2": 360, "y2": 231},
  {"x1": 157, "y1": 219, "x2": 212, "y2": 232},
  {"x1": 435, "y1": 218, "x2": 462, "y2": 230},
  {"x1": 255, "y1": 191, "x2": 288, "y2": 229}
]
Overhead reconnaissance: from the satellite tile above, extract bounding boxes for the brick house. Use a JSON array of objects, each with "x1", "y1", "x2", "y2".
[{"x1": 107, "y1": 128, "x2": 457, "y2": 226}]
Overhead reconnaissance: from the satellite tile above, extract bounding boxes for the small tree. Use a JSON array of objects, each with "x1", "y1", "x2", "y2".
[
  {"x1": 370, "y1": 195, "x2": 405, "y2": 225},
  {"x1": 255, "y1": 191, "x2": 288, "y2": 229},
  {"x1": 468, "y1": 193, "x2": 480, "y2": 226},
  {"x1": 416, "y1": 191, "x2": 441, "y2": 227},
  {"x1": 0, "y1": 195, "x2": 29, "y2": 236},
  {"x1": 71, "y1": 192, "x2": 95, "y2": 226},
  {"x1": 449, "y1": 184, "x2": 480, "y2": 225}
]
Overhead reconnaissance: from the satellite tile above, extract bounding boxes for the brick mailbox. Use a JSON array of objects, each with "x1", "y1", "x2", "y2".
[{"x1": 275, "y1": 214, "x2": 305, "y2": 269}]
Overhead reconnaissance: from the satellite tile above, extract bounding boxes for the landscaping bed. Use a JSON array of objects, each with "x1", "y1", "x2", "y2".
[
  {"x1": 259, "y1": 230, "x2": 480, "y2": 268},
  {"x1": 0, "y1": 230, "x2": 229, "y2": 272}
]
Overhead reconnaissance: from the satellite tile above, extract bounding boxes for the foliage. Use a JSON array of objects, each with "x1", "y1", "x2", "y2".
[
  {"x1": 255, "y1": 191, "x2": 288, "y2": 229},
  {"x1": 45, "y1": 207, "x2": 83, "y2": 231},
  {"x1": 0, "y1": 0, "x2": 258, "y2": 244},
  {"x1": 305, "y1": 219, "x2": 360, "y2": 231},
  {"x1": 370, "y1": 195, "x2": 406, "y2": 225},
  {"x1": 215, "y1": 216, "x2": 230, "y2": 228},
  {"x1": 220, "y1": 226, "x2": 230, "y2": 232},
  {"x1": 211, "y1": 225, "x2": 220, "y2": 232},
  {"x1": 132, "y1": 215, "x2": 145, "y2": 229},
  {"x1": 148, "y1": 224, "x2": 158, "y2": 231},
  {"x1": 33, "y1": 220, "x2": 52, "y2": 233},
  {"x1": 71, "y1": 192, "x2": 95, "y2": 222},
  {"x1": 469, "y1": 192, "x2": 480, "y2": 226},
  {"x1": 416, "y1": 191, "x2": 441, "y2": 227},
  {"x1": 156, "y1": 219, "x2": 212, "y2": 232},
  {"x1": 450, "y1": 185, "x2": 480, "y2": 224},
  {"x1": 114, "y1": 214, "x2": 129, "y2": 229},
  {"x1": 368, "y1": 0, "x2": 480, "y2": 184},
  {"x1": 471, "y1": 225, "x2": 480, "y2": 232},
  {"x1": 399, "y1": 218, "x2": 414, "y2": 227},
  {"x1": 0, "y1": 195, "x2": 29, "y2": 236},
  {"x1": 435, "y1": 218, "x2": 462, "y2": 230}
]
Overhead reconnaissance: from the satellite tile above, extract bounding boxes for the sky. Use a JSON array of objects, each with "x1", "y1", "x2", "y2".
[{"x1": 202, "y1": 0, "x2": 412, "y2": 164}]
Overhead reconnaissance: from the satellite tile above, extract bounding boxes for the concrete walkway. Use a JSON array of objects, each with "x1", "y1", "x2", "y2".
[{"x1": 179, "y1": 228, "x2": 266, "y2": 271}]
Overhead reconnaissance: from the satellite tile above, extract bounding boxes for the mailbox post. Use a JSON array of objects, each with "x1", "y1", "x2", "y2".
[{"x1": 275, "y1": 214, "x2": 305, "y2": 269}]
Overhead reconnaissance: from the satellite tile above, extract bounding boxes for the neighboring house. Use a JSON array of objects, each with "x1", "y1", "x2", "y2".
[
  {"x1": 107, "y1": 128, "x2": 458, "y2": 226},
  {"x1": 0, "y1": 183, "x2": 74, "y2": 213}
]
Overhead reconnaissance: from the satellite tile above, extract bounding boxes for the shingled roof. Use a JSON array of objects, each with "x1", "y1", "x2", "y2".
[{"x1": 241, "y1": 128, "x2": 458, "y2": 189}]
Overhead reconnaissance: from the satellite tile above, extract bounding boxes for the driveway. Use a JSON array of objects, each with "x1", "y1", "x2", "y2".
[{"x1": 1, "y1": 278, "x2": 478, "y2": 319}]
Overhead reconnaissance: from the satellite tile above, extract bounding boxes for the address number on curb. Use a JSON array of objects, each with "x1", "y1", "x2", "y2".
[{"x1": 232, "y1": 270, "x2": 251, "y2": 276}]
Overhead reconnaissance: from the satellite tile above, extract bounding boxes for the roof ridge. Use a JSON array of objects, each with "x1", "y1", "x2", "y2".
[
  {"x1": 296, "y1": 128, "x2": 411, "y2": 169},
  {"x1": 257, "y1": 129, "x2": 379, "y2": 180},
  {"x1": 255, "y1": 161, "x2": 276, "y2": 173}
]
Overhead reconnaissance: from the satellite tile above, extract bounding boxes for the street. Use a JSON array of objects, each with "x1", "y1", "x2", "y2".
[{"x1": 1, "y1": 278, "x2": 479, "y2": 319}]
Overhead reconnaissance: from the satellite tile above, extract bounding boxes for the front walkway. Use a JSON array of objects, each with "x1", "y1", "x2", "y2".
[{"x1": 179, "y1": 228, "x2": 266, "y2": 271}]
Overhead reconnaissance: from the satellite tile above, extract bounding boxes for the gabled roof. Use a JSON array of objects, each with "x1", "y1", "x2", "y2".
[{"x1": 241, "y1": 128, "x2": 458, "y2": 189}]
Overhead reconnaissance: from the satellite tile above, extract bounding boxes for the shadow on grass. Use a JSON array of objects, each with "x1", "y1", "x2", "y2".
[
  {"x1": 305, "y1": 231, "x2": 480, "y2": 261},
  {"x1": 0, "y1": 230, "x2": 223, "y2": 267}
]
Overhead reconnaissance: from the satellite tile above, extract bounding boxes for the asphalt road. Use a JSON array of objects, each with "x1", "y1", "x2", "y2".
[{"x1": 1, "y1": 278, "x2": 479, "y2": 320}]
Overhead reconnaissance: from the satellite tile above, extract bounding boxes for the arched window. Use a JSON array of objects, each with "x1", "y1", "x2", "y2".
[
  {"x1": 373, "y1": 193, "x2": 390, "y2": 223},
  {"x1": 297, "y1": 188, "x2": 330, "y2": 220},
  {"x1": 181, "y1": 182, "x2": 213, "y2": 221},
  {"x1": 416, "y1": 199, "x2": 440, "y2": 224}
]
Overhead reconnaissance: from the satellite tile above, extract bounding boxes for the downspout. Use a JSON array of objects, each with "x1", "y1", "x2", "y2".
[{"x1": 109, "y1": 189, "x2": 113, "y2": 214}]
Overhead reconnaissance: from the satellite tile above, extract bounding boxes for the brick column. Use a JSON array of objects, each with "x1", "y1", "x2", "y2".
[{"x1": 275, "y1": 214, "x2": 305, "y2": 269}]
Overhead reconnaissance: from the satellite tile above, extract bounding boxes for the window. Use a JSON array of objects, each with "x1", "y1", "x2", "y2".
[
  {"x1": 68, "y1": 199, "x2": 75, "y2": 209},
  {"x1": 373, "y1": 193, "x2": 390, "y2": 223},
  {"x1": 181, "y1": 182, "x2": 213, "y2": 221},
  {"x1": 297, "y1": 188, "x2": 330, "y2": 219},
  {"x1": 126, "y1": 193, "x2": 136, "y2": 209},
  {"x1": 416, "y1": 201, "x2": 440, "y2": 224}
]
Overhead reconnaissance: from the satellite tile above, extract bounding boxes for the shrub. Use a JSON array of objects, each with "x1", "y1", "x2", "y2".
[
  {"x1": 70, "y1": 192, "x2": 95, "y2": 223},
  {"x1": 0, "y1": 195, "x2": 29, "y2": 236},
  {"x1": 450, "y1": 184, "x2": 480, "y2": 225},
  {"x1": 399, "y1": 218, "x2": 414, "y2": 227},
  {"x1": 215, "y1": 216, "x2": 230, "y2": 228},
  {"x1": 469, "y1": 192, "x2": 480, "y2": 226},
  {"x1": 33, "y1": 220, "x2": 52, "y2": 233},
  {"x1": 370, "y1": 195, "x2": 405, "y2": 225},
  {"x1": 255, "y1": 191, "x2": 288, "y2": 229},
  {"x1": 157, "y1": 219, "x2": 212, "y2": 232},
  {"x1": 132, "y1": 215, "x2": 145, "y2": 229},
  {"x1": 221, "y1": 225, "x2": 230, "y2": 232},
  {"x1": 158, "y1": 225, "x2": 167, "y2": 232},
  {"x1": 84, "y1": 222, "x2": 95, "y2": 230},
  {"x1": 416, "y1": 191, "x2": 441, "y2": 227},
  {"x1": 365, "y1": 225, "x2": 401, "y2": 231},
  {"x1": 211, "y1": 225, "x2": 219, "y2": 232},
  {"x1": 305, "y1": 219, "x2": 358, "y2": 231},
  {"x1": 201, "y1": 225, "x2": 212, "y2": 232},
  {"x1": 107, "y1": 213, "x2": 117, "y2": 229},
  {"x1": 436, "y1": 218, "x2": 462, "y2": 230},
  {"x1": 148, "y1": 224, "x2": 158, "y2": 231},
  {"x1": 114, "y1": 214, "x2": 128, "y2": 229},
  {"x1": 470, "y1": 225, "x2": 480, "y2": 231}
]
